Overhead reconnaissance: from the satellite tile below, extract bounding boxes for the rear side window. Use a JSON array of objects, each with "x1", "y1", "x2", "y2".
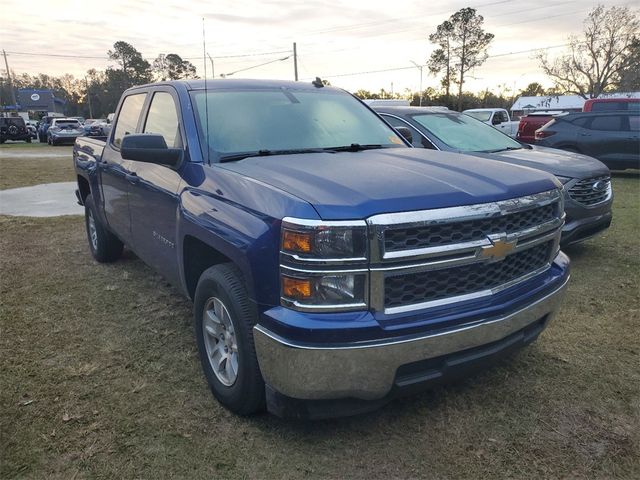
[
  {"x1": 143, "y1": 92, "x2": 182, "y2": 148},
  {"x1": 629, "y1": 116, "x2": 640, "y2": 131},
  {"x1": 113, "y1": 93, "x2": 147, "y2": 147},
  {"x1": 588, "y1": 115, "x2": 623, "y2": 131},
  {"x1": 572, "y1": 117, "x2": 591, "y2": 128}
]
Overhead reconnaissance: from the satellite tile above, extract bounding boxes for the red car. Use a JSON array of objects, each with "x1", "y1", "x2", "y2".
[
  {"x1": 583, "y1": 97, "x2": 640, "y2": 112},
  {"x1": 516, "y1": 111, "x2": 564, "y2": 144}
]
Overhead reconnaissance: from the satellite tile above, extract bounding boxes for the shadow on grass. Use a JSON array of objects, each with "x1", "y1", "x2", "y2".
[{"x1": 250, "y1": 345, "x2": 550, "y2": 435}]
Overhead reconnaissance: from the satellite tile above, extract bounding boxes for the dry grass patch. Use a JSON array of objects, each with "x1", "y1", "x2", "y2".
[{"x1": 1, "y1": 174, "x2": 639, "y2": 479}]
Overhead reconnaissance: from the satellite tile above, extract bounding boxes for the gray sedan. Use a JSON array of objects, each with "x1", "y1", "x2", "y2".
[{"x1": 373, "y1": 106, "x2": 613, "y2": 246}]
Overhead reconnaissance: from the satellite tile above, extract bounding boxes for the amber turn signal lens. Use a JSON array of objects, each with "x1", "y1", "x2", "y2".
[
  {"x1": 282, "y1": 276, "x2": 313, "y2": 300},
  {"x1": 282, "y1": 230, "x2": 313, "y2": 253}
]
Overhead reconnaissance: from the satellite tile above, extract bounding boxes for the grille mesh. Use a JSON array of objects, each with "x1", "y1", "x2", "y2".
[
  {"x1": 384, "y1": 242, "x2": 552, "y2": 308},
  {"x1": 568, "y1": 176, "x2": 610, "y2": 206},
  {"x1": 384, "y1": 203, "x2": 557, "y2": 252}
]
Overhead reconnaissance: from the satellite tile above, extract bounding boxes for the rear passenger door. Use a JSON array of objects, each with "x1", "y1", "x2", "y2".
[{"x1": 127, "y1": 88, "x2": 185, "y2": 284}]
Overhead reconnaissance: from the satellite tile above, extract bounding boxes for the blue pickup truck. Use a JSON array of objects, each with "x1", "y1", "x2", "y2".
[{"x1": 73, "y1": 79, "x2": 570, "y2": 418}]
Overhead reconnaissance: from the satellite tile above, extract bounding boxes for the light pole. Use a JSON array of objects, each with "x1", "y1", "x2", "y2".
[
  {"x1": 410, "y1": 61, "x2": 423, "y2": 106},
  {"x1": 206, "y1": 53, "x2": 215, "y2": 78}
]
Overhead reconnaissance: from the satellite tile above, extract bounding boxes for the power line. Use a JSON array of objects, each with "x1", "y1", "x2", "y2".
[
  {"x1": 2, "y1": 48, "x2": 292, "y2": 61},
  {"x1": 302, "y1": 40, "x2": 576, "y2": 80},
  {"x1": 221, "y1": 55, "x2": 291, "y2": 77}
]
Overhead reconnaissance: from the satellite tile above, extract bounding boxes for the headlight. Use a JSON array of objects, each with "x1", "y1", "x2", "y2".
[
  {"x1": 280, "y1": 218, "x2": 368, "y2": 311},
  {"x1": 281, "y1": 218, "x2": 367, "y2": 260},
  {"x1": 555, "y1": 175, "x2": 572, "y2": 185},
  {"x1": 281, "y1": 271, "x2": 367, "y2": 309}
]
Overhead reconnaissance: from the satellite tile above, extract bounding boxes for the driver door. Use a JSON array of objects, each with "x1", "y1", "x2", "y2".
[{"x1": 127, "y1": 88, "x2": 185, "y2": 285}]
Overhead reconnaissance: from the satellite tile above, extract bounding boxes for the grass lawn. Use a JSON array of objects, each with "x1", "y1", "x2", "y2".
[
  {"x1": 1, "y1": 146, "x2": 639, "y2": 479},
  {"x1": 0, "y1": 144, "x2": 74, "y2": 189}
]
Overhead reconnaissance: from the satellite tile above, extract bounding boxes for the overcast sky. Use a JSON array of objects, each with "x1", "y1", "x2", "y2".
[{"x1": 0, "y1": 0, "x2": 626, "y2": 94}]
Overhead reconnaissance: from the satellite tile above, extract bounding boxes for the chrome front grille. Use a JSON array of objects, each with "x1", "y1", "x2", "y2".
[
  {"x1": 384, "y1": 203, "x2": 556, "y2": 252},
  {"x1": 384, "y1": 241, "x2": 552, "y2": 308},
  {"x1": 367, "y1": 189, "x2": 564, "y2": 314},
  {"x1": 568, "y1": 176, "x2": 611, "y2": 206}
]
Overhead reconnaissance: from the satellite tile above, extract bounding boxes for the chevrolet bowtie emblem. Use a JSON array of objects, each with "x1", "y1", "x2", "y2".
[{"x1": 480, "y1": 237, "x2": 517, "y2": 262}]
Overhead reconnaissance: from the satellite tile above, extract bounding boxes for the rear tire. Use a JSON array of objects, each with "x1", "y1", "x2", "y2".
[
  {"x1": 84, "y1": 194, "x2": 123, "y2": 263},
  {"x1": 194, "y1": 264, "x2": 265, "y2": 415}
]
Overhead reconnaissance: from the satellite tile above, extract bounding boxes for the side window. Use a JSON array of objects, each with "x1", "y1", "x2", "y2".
[
  {"x1": 588, "y1": 115, "x2": 623, "y2": 131},
  {"x1": 143, "y1": 92, "x2": 182, "y2": 148},
  {"x1": 383, "y1": 115, "x2": 435, "y2": 149},
  {"x1": 113, "y1": 93, "x2": 147, "y2": 147},
  {"x1": 572, "y1": 117, "x2": 591, "y2": 128},
  {"x1": 628, "y1": 116, "x2": 640, "y2": 131}
]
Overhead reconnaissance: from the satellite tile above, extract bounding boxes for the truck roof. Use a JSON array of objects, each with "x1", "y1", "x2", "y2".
[{"x1": 127, "y1": 78, "x2": 340, "y2": 93}]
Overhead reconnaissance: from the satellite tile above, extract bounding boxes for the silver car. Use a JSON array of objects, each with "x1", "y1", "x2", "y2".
[{"x1": 47, "y1": 118, "x2": 84, "y2": 146}]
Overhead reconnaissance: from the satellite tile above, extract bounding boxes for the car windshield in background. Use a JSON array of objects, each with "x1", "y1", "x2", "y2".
[
  {"x1": 190, "y1": 88, "x2": 404, "y2": 161},
  {"x1": 411, "y1": 113, "x2": 523, "y2": 152},
  {"x1": 464, "y1": 111, "x2": 492, "y2": 122}
]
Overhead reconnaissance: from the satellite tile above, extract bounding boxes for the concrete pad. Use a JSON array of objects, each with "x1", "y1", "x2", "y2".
[
  {"x1": 0, "y1": 150, "x2": 71, "y2": 159},
  {"x1": 0, "y1": 182, "x2": 83, "y2": 217}
]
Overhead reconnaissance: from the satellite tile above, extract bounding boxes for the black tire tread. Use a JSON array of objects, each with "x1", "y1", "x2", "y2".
[
  {"x1": 195, "y1": 263, "x2": 265, "y2": 415},
  {"x1": 84, "y1": 194, "x2": 123, "y2": 263}
]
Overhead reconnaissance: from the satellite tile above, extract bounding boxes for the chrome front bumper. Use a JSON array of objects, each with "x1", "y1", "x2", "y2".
[{"x1": 254, "y1": 276, "x2": 569, "y2": 401}]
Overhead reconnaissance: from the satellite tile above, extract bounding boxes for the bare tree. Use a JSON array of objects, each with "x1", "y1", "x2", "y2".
[{"x1": 536, "y1": 5, "x2": 639, "y2": 98}]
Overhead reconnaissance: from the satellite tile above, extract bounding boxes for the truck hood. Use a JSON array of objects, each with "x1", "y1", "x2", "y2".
[
  {"x1": 469, "y1": 145, "x2": 610, "y2": 179},
  {"x1": 218, "y1": 148, "x2": 560, "y2": 220}
]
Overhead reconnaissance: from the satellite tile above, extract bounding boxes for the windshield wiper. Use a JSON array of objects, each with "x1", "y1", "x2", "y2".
[
  {"x1": 219, "y1": 148, "x2": 327, "y2": 163},
  {"x1": 325, "y1": 143, "x2": 385, "y2": 152},
  {"x1": 482, "y1": 146, "x2": 523, "y2": 153}
]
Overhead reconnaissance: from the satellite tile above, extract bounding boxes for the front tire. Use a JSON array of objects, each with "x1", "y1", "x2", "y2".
[
  {"x1": 84, "y1": 194, "x2": 123, "y2": 262},
  {"x1": 194, "y1": 264, "x2": 265, "y2": 415}
]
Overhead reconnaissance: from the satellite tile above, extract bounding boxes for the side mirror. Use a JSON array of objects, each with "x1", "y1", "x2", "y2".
[
  {"x1": 395, "y1": 126, "x2": 413, "y2": 144},
  {"x1": 121, "y1": 134, "x2": 182, "y2": 167}
]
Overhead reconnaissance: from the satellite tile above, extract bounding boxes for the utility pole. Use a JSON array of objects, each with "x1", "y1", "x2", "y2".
[
  {"x1": 410, "y1": 61, "x2": 424, "y2": 106},
  {"x1": 207, "y1": 53, "x2": 215, "y2": 78},
  {"x1": 2, "y1": 50, "x2": 17, "y2": 107},
  {"x1": 85, "y1": 77, "x2": 94, "y2": 118},
  {"x1": 293, "y1": 42, "x2": 298, "y2": 81}
]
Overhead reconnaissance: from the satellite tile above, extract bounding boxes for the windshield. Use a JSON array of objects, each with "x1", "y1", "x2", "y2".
[
  {"x1": 411, "y1": 113, "x2": 522, "y2": 152},
  {"x1": 464, "y1": 111, "x2": 492, "y2": 122},
  {"x1": 190, "y1": 88, "x2": 404, "y2": 161}
]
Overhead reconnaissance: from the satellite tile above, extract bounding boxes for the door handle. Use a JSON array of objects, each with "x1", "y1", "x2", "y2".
[
  {"x1": 125, "y1": 172, "x2": 140, "y2": 184},
  {"x1": 579, "y1": 132, "x2": 591, "y2": 136}
]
